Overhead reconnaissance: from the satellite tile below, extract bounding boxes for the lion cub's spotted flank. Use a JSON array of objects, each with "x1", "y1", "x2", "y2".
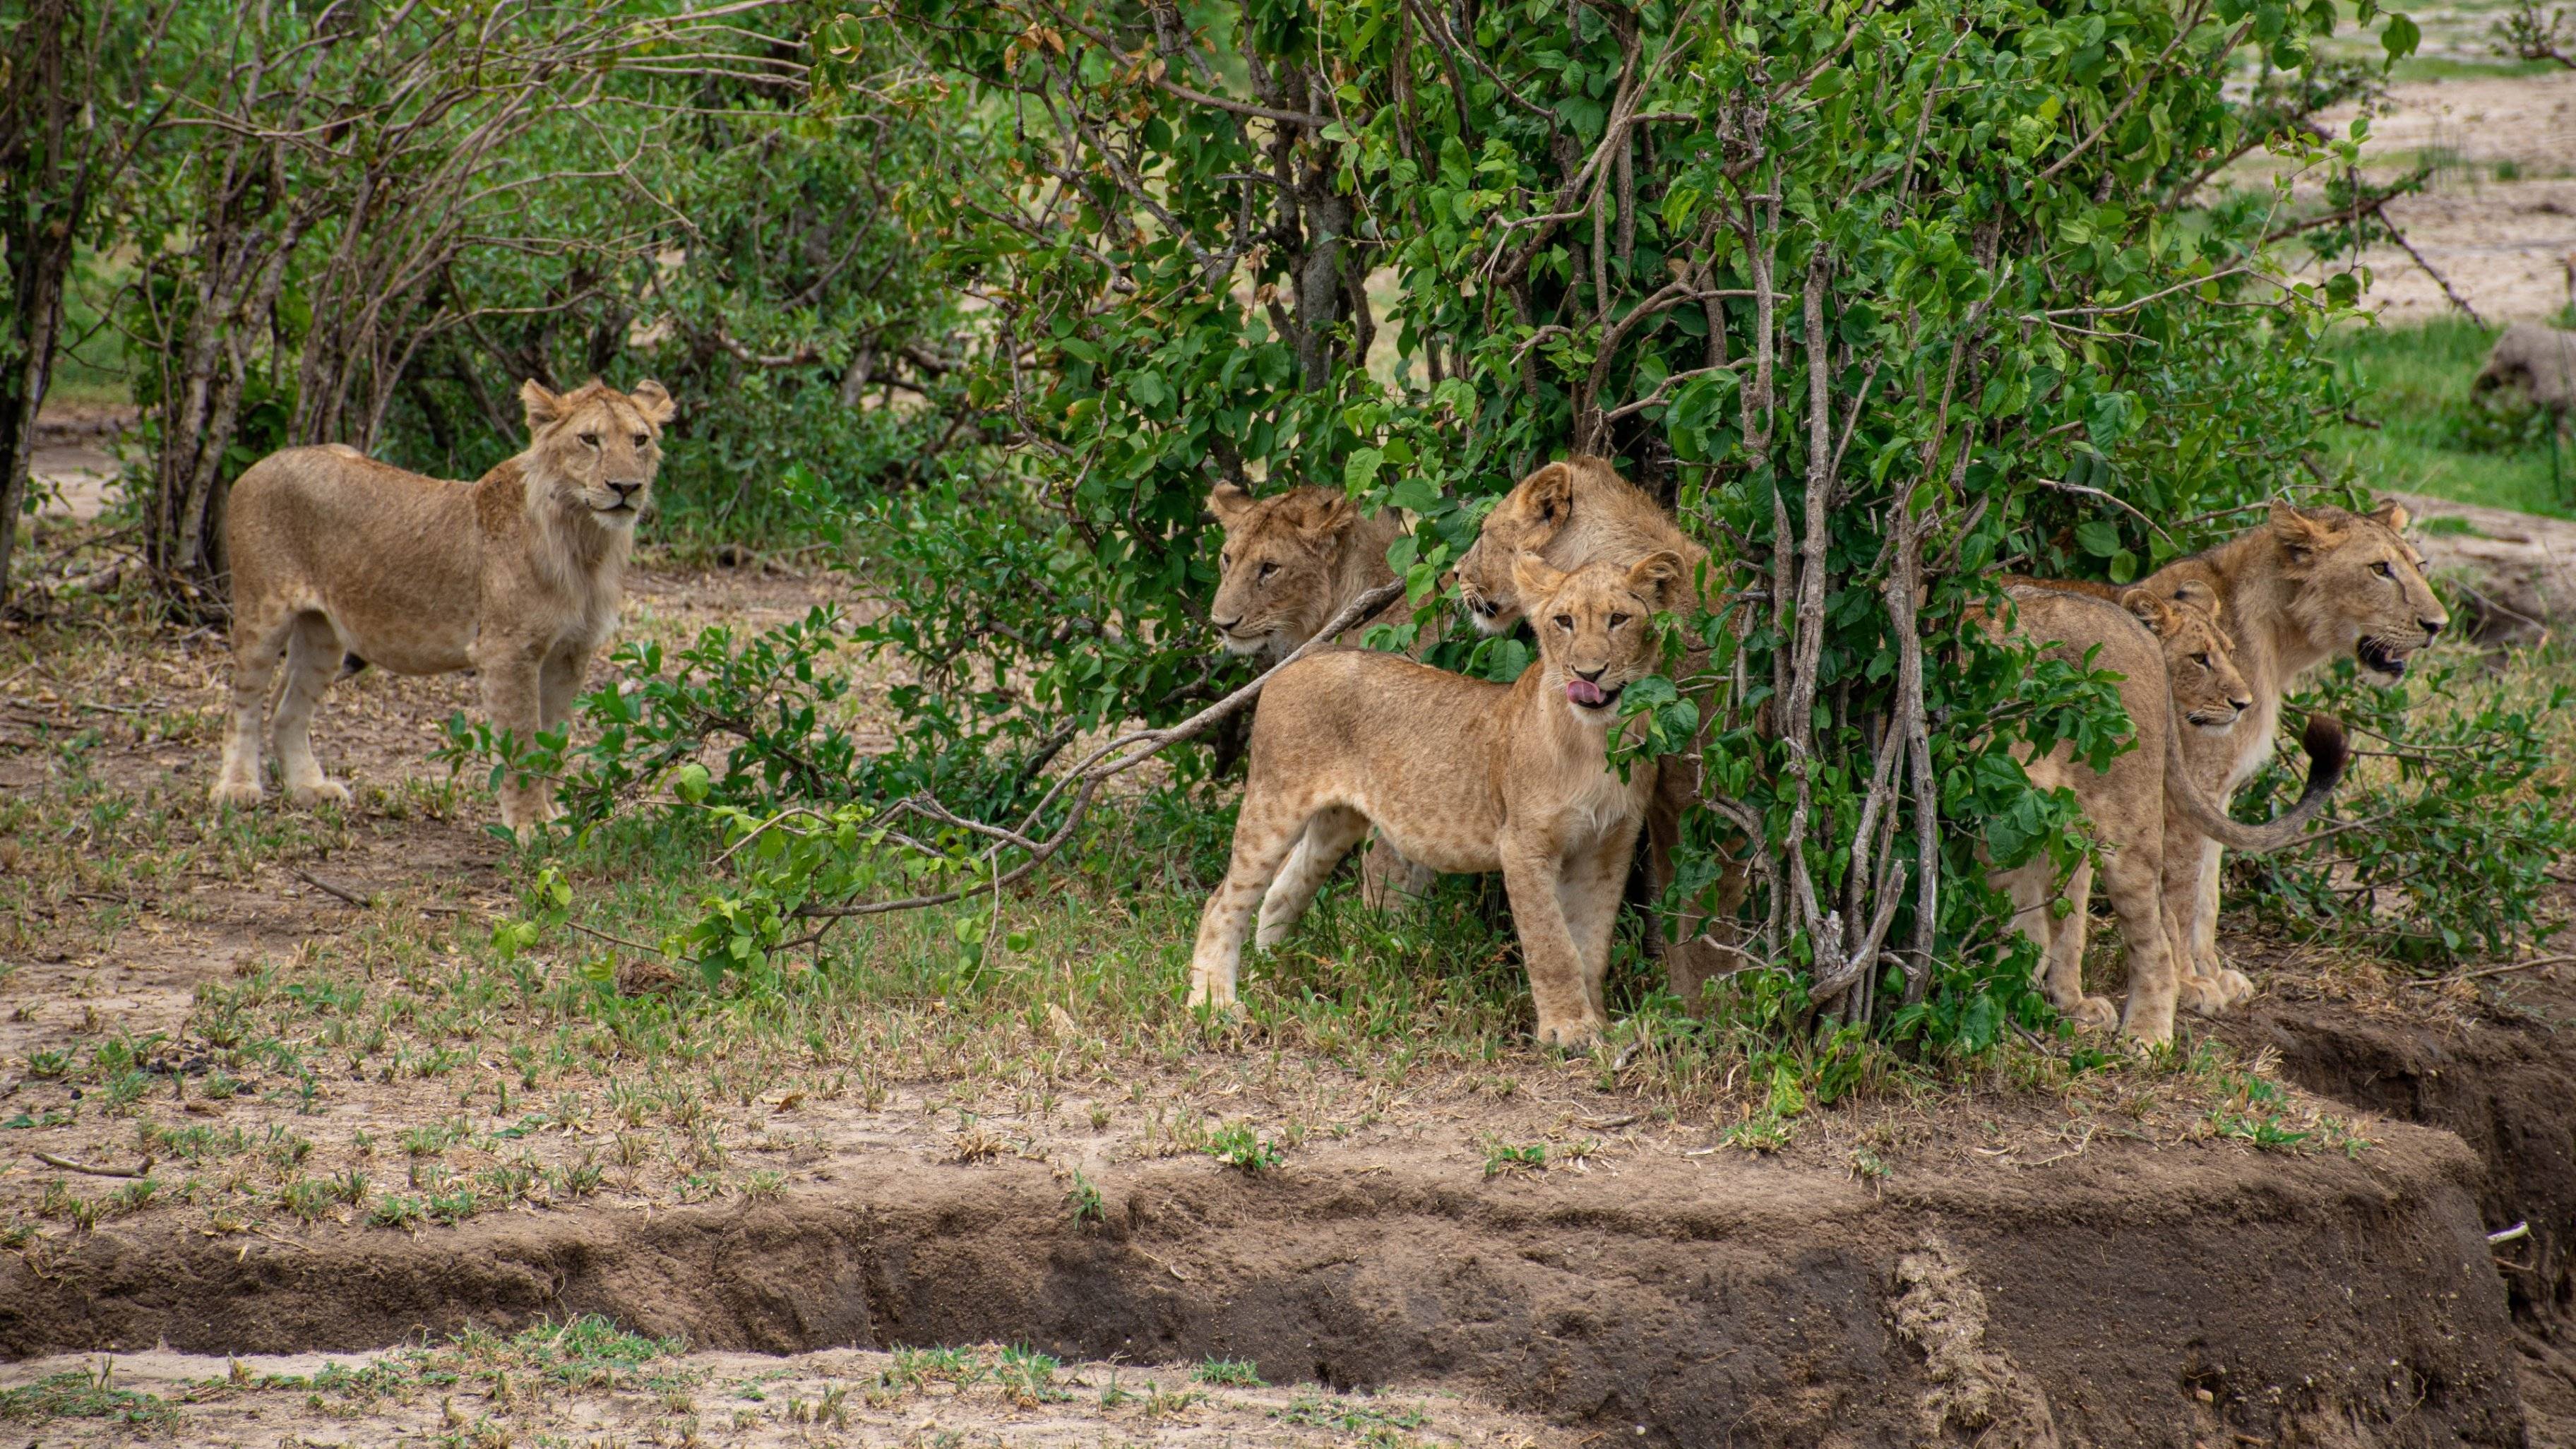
[{"x1": 1188, "y1": 550, "x2": 1686, "y2": 1047}]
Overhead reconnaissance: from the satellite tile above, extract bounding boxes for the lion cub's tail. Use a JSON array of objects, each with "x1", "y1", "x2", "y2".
[{"x1": 2161, "y1": 712, "x2": 2349, "y2": 853}]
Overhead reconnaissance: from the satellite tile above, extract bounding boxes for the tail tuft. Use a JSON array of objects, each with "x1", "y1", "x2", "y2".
[{"x1": 2298, "y1": 713, "x2": 2349, "y2": 797}]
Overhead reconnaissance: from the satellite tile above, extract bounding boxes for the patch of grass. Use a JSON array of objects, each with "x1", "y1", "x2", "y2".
[
  {"x1": 1193, "y1": 1356, "x2": 1263, "y2": 1387},
  {"x1": 0, "y1": 1359, "x2": 176, "y2": 1429},
  {"x1": 2322, "y1": 317, "x2": 2576, "y2": 518},
  {"x1": 1203, "y1": 1119, "x2": 1284, "y2": 1173},
  {"x1": 1478, "y1": 1135, "x2": 1546, "y2": 1178},
  {"x1": 1064, "y1": 1169, "x2": 1107, "y2": 1224},
  {"x1": 995, "y1": 1345, "x2": 1068, "y2": 1405}
]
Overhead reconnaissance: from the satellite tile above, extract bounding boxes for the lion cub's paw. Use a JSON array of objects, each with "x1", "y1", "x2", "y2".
[
  {"x1": 287, "y1": 779, "x2": 352, "y2": 808},
  {"x1": 209, "y1": 780, "x2": 265, "y2": 809},
  {"x1": 1534, "y1": 1017, "x2": 1606, "y2": 1054},
  {"x1": 2180, "y1": 967, "x2": 2256, "y2": 1016},
  {"x1": 2068, "y1": 995, "x2": 2119, "y2": 1032}
]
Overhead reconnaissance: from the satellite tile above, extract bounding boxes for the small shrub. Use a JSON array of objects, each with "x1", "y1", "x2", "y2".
[{"x1": 1202, "y1": 1121, "x2": 1282, "y2": 1174}]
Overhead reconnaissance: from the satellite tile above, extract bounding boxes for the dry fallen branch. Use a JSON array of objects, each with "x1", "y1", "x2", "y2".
[
  {"x1": 784, "y1": 577, "x2": 1408, "y2": 935},
  {"x1": 33, "y1": 1151, "x2": 155, "y2": 1179}
]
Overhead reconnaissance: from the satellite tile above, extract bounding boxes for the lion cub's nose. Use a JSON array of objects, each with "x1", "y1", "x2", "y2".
[
  {"x1": 2230, "y1": 696, "x2": 2253, "y2": 712},
  {"x1": 1212, "y1": 614, "x2": 1240, "y2": 631},
  {"x1": 1575, "y1": 666, "x2": 1606, "y2": 683},
  {"x1": 609, "y1": 480, "x2": 641, "y2": 500},
  {"x1": 2420, "y1": 615, "x2": 2445, "y2": 639}
]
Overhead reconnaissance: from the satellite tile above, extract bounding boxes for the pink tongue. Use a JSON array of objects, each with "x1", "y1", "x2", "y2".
[{"x1": 1566, "y1": 679, "x2": 1606, "y2": 706}]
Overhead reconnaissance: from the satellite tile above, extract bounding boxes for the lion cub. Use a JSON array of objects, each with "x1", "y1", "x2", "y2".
[
  {"x1": 1993, "y1": 583, "x2": 2344, "y2": 1041},
  {"x1": 213, "y1": 378, "x2": 674, "y2": 833},
  {"x1": 1188, "y1": 550, "x2": 1686, "y2": 1047}
]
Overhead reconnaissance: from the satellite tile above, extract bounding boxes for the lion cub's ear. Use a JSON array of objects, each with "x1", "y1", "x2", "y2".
[
  {"x1": 2368, "y1": 501, "x2": 2411, "y2": 532},
  {"x1": 2267, "y1": 500, "x2": 2343, "y2": 561},
  {"x1": 1626, "y1": 550, "x2": 1688, "y2": 612},
  {"x1": 1514, "y1": 461, "x2": 1578, "y2": 533},
  {"x1": 1292, "y1": 491, "x2": 1359, "y2": 544},
  {"x1": 629, "y1": 379, "x2": 678, "y2": 427},
  {"x1": 1206, "y1": 482, "x2": 1255, "y2": 527},
  {"x1": 520, "y1": 379, "x2": 566, "y2": 432},
  {"x1": 2169, "y1": 577, "x2": 2226, "y2": 625},
  {"x1": 2120, "y1": 586, "x2": 2178, "y2": 638},
  {"x1": 1511, "y1": 550, "x2": 1569, "y2": 608}
]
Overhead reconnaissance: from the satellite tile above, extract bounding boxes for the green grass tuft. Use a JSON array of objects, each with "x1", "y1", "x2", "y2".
[{"x1": 2323, "y1": 316, "x2": 2576, "y2": 518}]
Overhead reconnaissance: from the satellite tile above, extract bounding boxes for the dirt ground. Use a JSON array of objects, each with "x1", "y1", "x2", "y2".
[
  {"x1": 0, "y1": 1340, "x2": 1568, "y2": 1448},
  {"x1": 2303, "y1": 69, "x2": 2576, "y2": 322},
  {"x1": 0, "y1": 549, "x2": 2566, "y2": 1446}
]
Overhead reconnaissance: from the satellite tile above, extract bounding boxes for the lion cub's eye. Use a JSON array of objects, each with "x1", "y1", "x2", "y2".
[
  {"x1": 578, "y1": 432, "x2": 600, "y2": 448},
  {"x1": 1220, "y1": 552, "x2": 1232, "y2": 568},
  {"x1": 632, "y1": 433, "x2": 650, "y2": 448},
  {"x1": 1258, "y1": 561, "x2": 1278, "y2": 579},
  {"x1": 2192, "y1": 652, "x2": 2211, "y2": 667},
  {"x1": 1553, "y1": 614, "x2": 1574, "y2": 631},
  {"x1": 1607, "y1": 612, "x2": 1630, "y2": 629},
  {"x1": 2371, "y1": 560, "x2": 2395, "y2": 579}
]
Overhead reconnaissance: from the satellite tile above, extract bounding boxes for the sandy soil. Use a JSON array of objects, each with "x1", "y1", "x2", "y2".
[
  {"x1": 2301, "y1": 71, "x2": 2576, "y2": 322},
  {"x1": 0, "y1": 1342, "x2": 1566, "y2": 1448}
]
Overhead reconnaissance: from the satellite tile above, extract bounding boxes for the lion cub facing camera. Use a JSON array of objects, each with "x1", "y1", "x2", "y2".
[
  {"x1": 213, "y1": 378, "x2": 674, "y2": 834},
  {"x1": 1188, "y1": 550, "x2": 1686, "y2": 1048}
]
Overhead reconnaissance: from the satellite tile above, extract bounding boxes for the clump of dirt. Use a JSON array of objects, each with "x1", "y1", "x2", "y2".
[{"x1": 1888, "y1": 1239, "x2": 2060, "y2": 1448}]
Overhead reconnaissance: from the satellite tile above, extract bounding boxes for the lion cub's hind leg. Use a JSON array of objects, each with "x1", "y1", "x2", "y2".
[
  {"x1": 1998, "y1": 854, "x2": 2117, "y2": 1032},
  {"x1": 1257, "y1": 805, "x2": 1370, "y2": 949},
  {"x1": 2099, "y1": 837, "x2": 2181, "y2": 1043},
  {"x1": 1356, "y1": 835, "x2": 1435, "y2": 912},
  {"x1": 1188, "y1": 788, "x2": 1313, "y2": 1010},
  {"x1": 212, "y1": 602, "x2": 301, "y2": 808},
  {"x1": 272, "y1": 614, "x2": 352, "y2": 807}
]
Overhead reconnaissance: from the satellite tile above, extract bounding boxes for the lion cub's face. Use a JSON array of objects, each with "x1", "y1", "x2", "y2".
[
  {"x1": 520, "y1": 378, "x2": 676, "y2": 529},
  {"x1": 1513, "y1": 550, "x2": 1684, "y2": 726},
  {"x1": 1457, "y1": 462, "x2": 1582, "y2": 635},
  {"x1": 2124, "y1": 578, "x2": 2253, "y2": 731},
  {"x1": 1205, "y1": 484, "x2": 1363, "y2": 657},
  {"x1": 2270, "y1": 501, "x2": 2449, "y2": 679}
]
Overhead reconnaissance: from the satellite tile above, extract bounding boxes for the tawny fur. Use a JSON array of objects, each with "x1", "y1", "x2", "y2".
[
  {"x1": 212, "y1": 378, "x2": 675, "y2": 834},
  {"x1": 1989, "y1": 585, "x2": 2347, "y2": 1042},
  {"x1": 2474, "y1": 320, "x2": 2576, "y2": 412},
  {"x1": 2141, "y1": 501, "x2": 2447, "y2": 1015},
  {"x1": 1205, "y1": 483, "x2": 1409, "y2": 662},
  {"x1": 1453, "y1": 458, "x2": 1744, "y2": 1005},
  {"x1": 1990, "y1": 581, "x2": 2322, "y2": 1036},
  {"x1": 1205, "y1": 482, "x2": 1436, "y2": 910},
  {"x1": 1188, "y1": 551, "x2": 1686, "y2": 1048}
]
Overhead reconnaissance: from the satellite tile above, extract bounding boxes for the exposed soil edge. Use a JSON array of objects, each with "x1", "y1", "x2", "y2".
[
  {"x1": 2233, "y1": 998, "x2": 2576, "y2": 1326},
  {"x1": 0, "y1": 1125, "x2": 2521, "y2": 1448}
]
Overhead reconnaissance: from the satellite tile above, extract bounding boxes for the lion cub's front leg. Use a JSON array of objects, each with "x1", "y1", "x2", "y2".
[
  {"x1": 1501, "y1": 837, "x2": 1607, "y2": 1049},
  {"x1": 475, "y1": 643, "x2": 560, "y2": 837},
  {"x1": 1188, "y1": 790, "x2": 1311, "y2": 1010}
]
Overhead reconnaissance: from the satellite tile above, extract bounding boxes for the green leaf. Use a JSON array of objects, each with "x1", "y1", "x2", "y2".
[
  {"x1": 2075, "y1": 520, "x2": 2123, "y2": 559},
  {"x1": 2380, "y1": 12, "x2": 2420, "y2": 58}
]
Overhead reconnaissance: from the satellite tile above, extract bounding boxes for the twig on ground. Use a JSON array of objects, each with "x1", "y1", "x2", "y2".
[
  {"x1": 33, "y1": 1151, "x2": 154, "y2": 1179},
  {"x1": 2407, "y1": 954, "x2": 2576, "y2": 989},
  {"x1": 291, "y1": 866, "x2": 369, "y2": 909}
]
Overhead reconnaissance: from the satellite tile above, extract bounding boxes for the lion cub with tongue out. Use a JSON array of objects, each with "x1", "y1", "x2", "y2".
[{"x1": 1188, "y1": 550, "x2": 1685, "y2": 1047}]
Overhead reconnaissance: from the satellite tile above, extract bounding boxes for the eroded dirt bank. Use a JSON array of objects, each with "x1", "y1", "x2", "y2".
[
  {"x1": 1, "y1": 1124, "x2": 2521, "y2": 1448},
  {"x1": 2227, "y1": 975, "x2": 2576, "y2": 1443}
]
